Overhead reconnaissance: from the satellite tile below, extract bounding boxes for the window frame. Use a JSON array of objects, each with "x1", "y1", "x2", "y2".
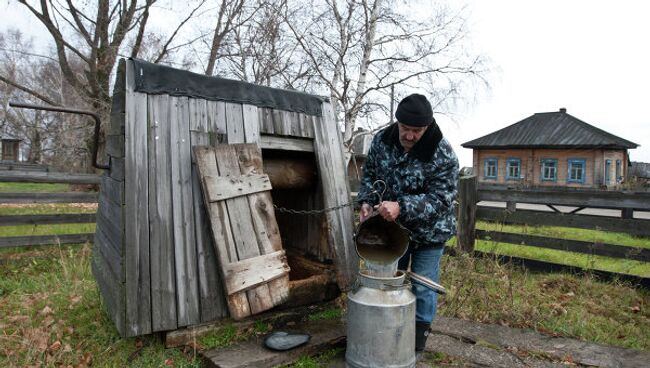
[
  {"x1": 567, "y1": 159, "x2": 587, "y2": 184},
  {"x1": 616, "y1": 159, "x2": 622, "y2": 183},
  {"x1": 540, "y1": 158, "x2": 558, "y2": 182},
  {"x1": 605, "y1": 159, "x2": 611, "y2": 185},
  {"x1": 484, "y1": 158, "x2": 498, "y2": 179},
  {"x1": 505, "y1": 158, "x2": 522, "y2": 180}
]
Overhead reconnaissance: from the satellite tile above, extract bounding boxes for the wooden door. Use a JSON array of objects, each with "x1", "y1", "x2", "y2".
[{"x1": 194, "y1": 143, "x2": 290, "y2": 319}]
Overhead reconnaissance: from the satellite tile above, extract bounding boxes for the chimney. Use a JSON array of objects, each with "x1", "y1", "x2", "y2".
[{"x1": 559, "y1": 107, "x2": 567, "y2": 113}]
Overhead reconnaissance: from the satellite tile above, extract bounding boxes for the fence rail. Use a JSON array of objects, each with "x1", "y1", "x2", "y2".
[
  {"x1": 477, "y1": 207, "x2": 650, "y2": 238},
  {"x1": 0, "y1": 171, "x2": 98, "y2": 250},
  {"x1": 458, "y1": 176, "x2": 650, "y2": 288}
]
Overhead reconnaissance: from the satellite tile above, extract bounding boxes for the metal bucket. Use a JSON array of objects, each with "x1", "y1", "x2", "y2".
[
  {"x1": 354, "y1": 214, "x2": 410, "y2": 277},
  {"x1": 345, "y1": 270, "x2": 416, "y2": 368}
]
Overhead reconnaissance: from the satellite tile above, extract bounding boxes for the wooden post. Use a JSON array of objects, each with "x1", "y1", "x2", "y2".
[
  {"x1": 621, "y1": 208, "x2": 633, "y2": 219},
  {"x1": 457, "y1": 175, "x2": 477, "y2": 253},
  {"x1": 506, "y1": 201, "x2": 516, "y2": 213}
]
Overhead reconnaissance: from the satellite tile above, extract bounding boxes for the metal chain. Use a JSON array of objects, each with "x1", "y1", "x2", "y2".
[{"x1": 272, "y1": 180, "x2": 386, "y2": 216}]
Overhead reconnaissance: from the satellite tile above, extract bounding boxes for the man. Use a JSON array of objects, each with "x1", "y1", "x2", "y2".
[{"x1": 357, "y1": 93, "x2": 458, "y2": 352}]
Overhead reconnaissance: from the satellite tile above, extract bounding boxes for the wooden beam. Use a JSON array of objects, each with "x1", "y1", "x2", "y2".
[
  {"x1": 204, "y1": 174, "x2": 272, "y2": 202},
  {"x1": 478, "y1": 188, "x2": 650, "y2": 210},
  {"x1": 222, "y1": 251, "x2": 291, "y2": 295},
  {"x1": 477, "y1": 207, "x2": 650, "y2": 238},
  {"x1": 260, "y1": 135, "x2": 314, "y2": 152},
  {"x1": 0, "y1": 171, "x2": 101, "y2": 184},
  {"x1": 456, "y1": 175, "x2": 477, "y2": 252},
  {"x1": 264, "y1": 158, "x2": 316, "y2": 189},
  {"x1": 0, "y1": 233, "x2": 94, "y2": 248},
  {"x1": 476, "y1": 229, "x2": 650, "y2": 262},
  {"x1": 0, "y1": 213, "x2": 96, "y2": 226}
]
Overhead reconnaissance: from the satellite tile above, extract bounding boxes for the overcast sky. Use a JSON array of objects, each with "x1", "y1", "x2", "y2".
[
  {"x1": 2, "y1": 1, "x2": 648, "y2": 168},
  {"x1": 443, "y1": 0, "x2": 650, "y2": 167}
]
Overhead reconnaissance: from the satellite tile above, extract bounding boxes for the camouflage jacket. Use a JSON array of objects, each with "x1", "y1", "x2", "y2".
[{"x1": 357, "y1": 122, "x2": 459, "y2": 248}]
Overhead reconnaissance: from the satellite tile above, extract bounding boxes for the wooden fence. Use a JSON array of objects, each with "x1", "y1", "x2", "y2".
[
  {"x1": 0, "y1": 171, "x2": 99, "y2": 249},
  {"x1": 456, "y1": 175, "x2": 650, "y2": 288}
]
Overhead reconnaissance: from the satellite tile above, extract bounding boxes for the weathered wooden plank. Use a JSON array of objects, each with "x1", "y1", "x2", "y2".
[
  {"x1": 109, "y1": 157, "x2": 125, "y2": 181},
  {"x1": 169, "y1": 96, "x2": 200, "y2": 327},
  {"x1": 272, "y1": 109, "x2": 284, "y2": 135},
  {"x1": 95, "y1": 225, "x2": 123, "y2": 279},
  {"x1": 206, "y1": 100, "x2": 227, "y2": 145},
  {"x1": 190, "y1": 104, "x2": 228, "y2": 322},
  {"x1": 106, "y1": 134, "x2": 125, "y2": 159},
  {"x1": 0, "y1": 171, "x2": 101, "y2": 184},
  {"x1": 0, "y1": 233, "x2": 94, "y2": 248},
  {"x1": 457, "y1": 175, "x2": 477, "y2": 252},
  {"x1": 203, "y1": 174, "x2": 272, "y2": 202},
  {"x1": 476, "y1": 230, "x2": 650, "y2": 262},
  {"x1": 91, "y1": 248, "x2": 126, "y2": 336},
  {"x1": 225, "y1": 102, "x2": 245, "y2": 144},
  {"x1": 101, "y1": 173, "x2": 124, "y2": 205},
  {"x1": 477, "y1": 207, "x2": 650, "y2": 238},
  {"x1": 108, "y1": 59, "x2": 127, "y2": 136},
  {"x1": 215, "y1": 144, "x2": 275, "y2": 315},
  {"x1": 147, "y1": 93, "x2": 177, "y2": 332},
  {"x1": 478, "y1": 188, "x2": 650, "y2": 211},
  {"x1": 235, "y1": 144, "x2": 290, "y2": 306},
  {"x1": 281, "y1": 110, "x2": 292, "y2": 136},
  {"x1": 0, "y1": 192, "x2": 98, "y2": 204},
  {"x1": 258, "y1": 107, "x2": 274, "y2": 134},
  {"x1": 222, "y1": 250, "x2": 290, "y2": 295},
  {"x1": 259, "y1": 135, "x2": 314, "y2": 152},
  {"x1": 124, "y1": 60, "x2": 152, "y2": 336},
  {"x1": 242, "y1": 104, "x2": 260, "y2": 143},
  {"x1": 96, "y1": 209, "x2": 122, "y2": 256},
  {"x1": 313, "y1": 103, "x2": 357, "y2": 290},
  {"x1": 0, "y1": 213, "x2": 96, "y2": 226},
  {"x1": 195, "y1": 146, "x2": 250, "y2": 320},
  {"x1": 290, "y1": 112, "x2": 302, "y2": 136},
  {"x1": 305, "y1": 114, "x2": 316, "y2": 138}
]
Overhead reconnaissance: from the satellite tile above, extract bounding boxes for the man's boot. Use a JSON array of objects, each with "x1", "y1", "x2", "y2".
[{"x1": 415, "y1": 321, "x2": 430, "y2": 352}]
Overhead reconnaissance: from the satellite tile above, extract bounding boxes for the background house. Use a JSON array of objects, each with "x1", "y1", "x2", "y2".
[{"x1": 462, "y1": 108, "x2": 639, "y2": 189}]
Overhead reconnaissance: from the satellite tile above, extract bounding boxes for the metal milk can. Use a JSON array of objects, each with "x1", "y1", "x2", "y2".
[{"x1": 346, "y1": 214, "x2": 446, "y2": 368}]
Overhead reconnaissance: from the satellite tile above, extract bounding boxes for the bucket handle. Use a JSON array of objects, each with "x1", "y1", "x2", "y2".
[{"x1": 404, "y1": 270, "x2": 447, "y2": 295}]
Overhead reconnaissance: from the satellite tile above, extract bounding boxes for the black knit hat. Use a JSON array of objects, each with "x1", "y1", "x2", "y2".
[{"x1": 395, "y1": 93, "x2": 434, "y2": 127}]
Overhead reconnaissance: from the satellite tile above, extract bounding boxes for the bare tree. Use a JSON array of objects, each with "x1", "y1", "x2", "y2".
[{"x1": 280, "y1": 0, "x2": 488, "y2": 148}]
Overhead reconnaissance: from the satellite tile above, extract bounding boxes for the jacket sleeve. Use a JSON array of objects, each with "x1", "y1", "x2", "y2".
[
  {"x1": 357, "y1": 136, "x2": 381, "y2": 207},
  {"x1": 397, "y1": 153, "x2": 459, "y2": 228}
]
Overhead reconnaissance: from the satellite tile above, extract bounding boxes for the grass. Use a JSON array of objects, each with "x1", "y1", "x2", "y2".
[
  {"x1": 0, "y1": 243, "x2": 648, "y2": 367},
  {"x1": 0, "y1": 244, "x2": 201, "y2": 367},
  {"x1": 471, "y1": 221, "x2": 650, "y2": 277},
  {"x1": 438, "y1": 253, "x2": 650, "y2": 351},
  {"x1": 0, "y1": 203, "x2": 97, "y2": 216},
  {"x1": 0, "y1": 182, "x2": 71, "y2": 193}
]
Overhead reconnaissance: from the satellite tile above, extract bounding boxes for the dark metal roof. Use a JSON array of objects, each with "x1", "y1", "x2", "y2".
[{"x1": 462, "y1": 109, "x2": 639, "y2": 149}]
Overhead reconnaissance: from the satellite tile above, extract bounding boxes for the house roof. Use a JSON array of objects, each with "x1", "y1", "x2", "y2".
[{"x1": 462, "y1": 108, "x2": 639, "y2": 149}]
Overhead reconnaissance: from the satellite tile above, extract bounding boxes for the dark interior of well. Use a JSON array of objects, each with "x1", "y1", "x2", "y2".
[{"x1": 261, "y1": 148, "x2": 340, "y2": 305}]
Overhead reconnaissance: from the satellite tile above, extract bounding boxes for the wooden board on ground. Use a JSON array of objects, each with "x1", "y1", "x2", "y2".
[{"x1": 194, "y1": 143, "x2": 290, "y2": 320}]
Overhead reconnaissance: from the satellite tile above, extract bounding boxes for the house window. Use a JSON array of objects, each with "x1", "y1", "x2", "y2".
[
  {"x1": 484, "y1": 158, "x2": 497, "y2": 179},
  {"x1": 541, "y1": 159, "x2": 557, "y2": 181},
  {"x1": 616, "y1": 160, "x2": 622, "y2": 183},
  {"x1": 568, "y1": 159, "x2": 586, "y2": 183},
  {"x1": 506, "y1": 158, "x2": 521, "y2": 179},
  {"x1": 605, "y1": 160, "x2": 611, "y2": 185}
]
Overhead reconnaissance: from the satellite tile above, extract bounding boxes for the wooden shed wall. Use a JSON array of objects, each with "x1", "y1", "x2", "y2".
[{"x1": 93, "y1": 59, "x2": 356, "y2": 337}]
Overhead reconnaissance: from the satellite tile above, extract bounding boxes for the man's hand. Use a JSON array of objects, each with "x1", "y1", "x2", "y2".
[
  {"x1": 360, "y1": 203, "x2": 373, "y2": 223},
  {"x1": 375, "y1": 201, "x2": 400, "y2": 222}
]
